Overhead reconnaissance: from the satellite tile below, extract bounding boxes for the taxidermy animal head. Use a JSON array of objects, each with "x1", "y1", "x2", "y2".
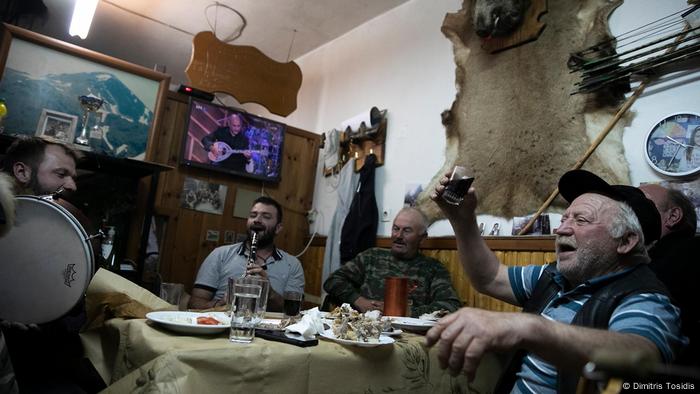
[{"x1": 473, "y1": 0, "x2": 531, "y2": 37}]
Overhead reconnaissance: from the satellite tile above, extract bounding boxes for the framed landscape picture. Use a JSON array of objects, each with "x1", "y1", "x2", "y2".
[{"x1": 0, "y1": 24, "x2": 170, "y2": 160}]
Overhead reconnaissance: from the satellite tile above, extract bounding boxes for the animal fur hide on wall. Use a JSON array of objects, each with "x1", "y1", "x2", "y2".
[{"x1": 416, "y1": 0, "x2": 631, "y2": 222}]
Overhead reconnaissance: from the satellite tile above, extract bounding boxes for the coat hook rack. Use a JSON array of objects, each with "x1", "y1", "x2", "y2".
[{"x1": 322, "y1": 106, "x2": 387, "y2": 176}]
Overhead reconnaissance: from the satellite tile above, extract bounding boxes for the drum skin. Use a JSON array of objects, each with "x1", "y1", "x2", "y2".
[{"x1": 0, "y1": 196, "x2": 94, "y2": 324}]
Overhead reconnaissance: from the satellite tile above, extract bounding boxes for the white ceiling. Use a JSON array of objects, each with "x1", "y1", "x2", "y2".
[{"x1": 28, "y1": 0, "x2": 410, "y2": 87}]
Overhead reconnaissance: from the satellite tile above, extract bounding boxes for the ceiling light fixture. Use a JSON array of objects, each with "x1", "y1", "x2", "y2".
[{"x1": 69, "y1": 0, "x2": 99, "y2": 39}]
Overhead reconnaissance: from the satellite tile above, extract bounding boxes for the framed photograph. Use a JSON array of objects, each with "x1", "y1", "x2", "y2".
[
  {"x1": 0, "y1": 24, "x2": 170, "y2": 160},
  {"x1": 180, "y1": 176, "x2": 228, "y2": 215},
  {"x1": 205, "y1": 230, "x2": 220, "y2": 242},
  {"x1": 224, "y1": 231, "x2": 236, "y2": 244},
  {"x1": 35, "y1": 109, "x2": 78, "y2": 143}
]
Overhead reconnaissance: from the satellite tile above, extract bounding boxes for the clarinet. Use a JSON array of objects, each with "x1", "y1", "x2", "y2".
[{"x1": 244, "y1": 231, "x2": 258, "y2": 277}]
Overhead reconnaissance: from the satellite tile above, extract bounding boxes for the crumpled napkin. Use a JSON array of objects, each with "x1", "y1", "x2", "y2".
[{"x1": 285, "y1": 307, "x2": 325, "y2": 338}]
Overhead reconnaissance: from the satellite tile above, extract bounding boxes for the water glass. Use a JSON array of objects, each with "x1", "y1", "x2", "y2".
[
  {"x1": 229, "y1": 279, "x2": 262, "y2": 343},
  {"x1": 283, "y1": 291, "x2": 303, "y2": 318},
  {"x1": 229, "y1": 276, "x2": 269, "y2": 325}
]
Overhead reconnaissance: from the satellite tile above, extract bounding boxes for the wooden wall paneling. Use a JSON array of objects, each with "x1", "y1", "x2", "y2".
[
  {"x1": 298, "y1": 245, "x2": 325, "y2": 298},
  {"x1": 303, "y1": 236, "x2": 556, "y2": 313}
]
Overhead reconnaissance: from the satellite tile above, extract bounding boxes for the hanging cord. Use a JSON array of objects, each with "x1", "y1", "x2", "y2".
[
  {"x1": 103, "y1": 0, "x2": 196, "y2": 36},
  {"x1": 294, "y1": 210, "x2": 324, "y2": 258},
  {"x1": 205, "y1": 2, "x2": 247, "y2": 43},
  {"x1": 102, "y1": 0, "x2": 247, "y2": 41},
  {"x1": 286, "y1": 29, "x2": 298, "y2": 62}
]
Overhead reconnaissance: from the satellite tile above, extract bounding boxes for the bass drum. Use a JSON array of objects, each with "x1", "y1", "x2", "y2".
[{"x1": 0, "y1": 196, "x2": 94, "y2": 324}]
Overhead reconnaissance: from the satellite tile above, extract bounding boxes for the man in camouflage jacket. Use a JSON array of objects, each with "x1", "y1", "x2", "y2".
[{"x1": 323, "y1": 207, "x2": 461, "y2": 317}]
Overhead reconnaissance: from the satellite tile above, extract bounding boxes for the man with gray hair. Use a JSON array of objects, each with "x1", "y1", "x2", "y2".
[
  {"x1": 323, "y1": 206, "x2": 461, "y2": 317},
  {"x1": 427, "y1": 170, "x2": 685, "y2": 393}
]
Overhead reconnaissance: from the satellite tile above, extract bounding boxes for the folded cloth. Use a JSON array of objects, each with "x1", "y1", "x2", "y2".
[
  {"x1": 285, "y1": 307, "x2": 325, "y2": 338},
  {"x1": 84, "y1": 269, "x2": 174, "y2": 329}
]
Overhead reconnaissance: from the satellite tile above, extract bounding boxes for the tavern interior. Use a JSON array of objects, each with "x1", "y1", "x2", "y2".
[
  {"x1": 1, "y1": 0, "x2": 686, "y2": 305},
  {"x1": 0, "y1": 0, "x2": 699, "y2": 390}
]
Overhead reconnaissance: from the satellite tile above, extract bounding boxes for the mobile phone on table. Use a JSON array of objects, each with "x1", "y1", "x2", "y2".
[{"x1": 255, "y1": 329, "x2": 319, "y2": 347}]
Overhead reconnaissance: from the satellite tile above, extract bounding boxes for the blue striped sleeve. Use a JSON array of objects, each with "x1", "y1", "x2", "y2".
[
  {"x1": 509, "y1": 265, "x2": 546, "y2": 306},
  {"x1": 608, "y1": 293, "x2": 687, "y2": 363}
]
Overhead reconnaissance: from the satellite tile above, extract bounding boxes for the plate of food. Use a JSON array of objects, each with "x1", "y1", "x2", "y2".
[
  {"x1": 388, "y1": 317, "x2": 437, "y2": 332},
  {"x1": 256, "y1": 318, "x2": 289, "y2": 331},
  {"x1": 319, "y1": 329, "x2": 394, "y2": 347},
  {"x1": 381, "y1": 328, "x2": 403, "y2": 337},
  {"x1": 418, "y1": 310, "x2": 450, "y2": 321},
  {"x1": 146, "y1": 311, "x2": 230, "y2": 335},
  {"x1": 301, "y1": 309, "x2": 330, "y2": 318}
]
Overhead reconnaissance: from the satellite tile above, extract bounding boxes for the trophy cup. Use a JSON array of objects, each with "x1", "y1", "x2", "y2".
[{"x1": 75, "y1": 94, "x2": 104, "y2": 146}]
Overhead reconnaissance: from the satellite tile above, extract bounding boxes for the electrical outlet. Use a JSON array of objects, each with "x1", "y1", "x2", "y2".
[
  {"x1": 307, "y1": 209, "x2": 317, "y2": 224},
  {"x1": 381, "y1": 208, "x2": 392, "y2": 222}
]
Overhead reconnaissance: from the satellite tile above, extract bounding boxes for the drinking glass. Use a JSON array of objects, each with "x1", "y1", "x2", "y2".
[
  {"x1": 283, "y1": 291, "x2": 303, "y2": 318},
  {"x1": 229, "y1": 276, "x2": 269, "y2": 325},
  {"x1": 160, "y1": 282, "x2": 183, "y2": 309},
  {"x1": 229, "y1": 279, "x2": 262, "y2": 343},
  {"x1": 442, "y1": 166, "x2": 474, "y2": 205},
  {"x1": 383, "y1": 277, "x2": 408, "y2": 317}
]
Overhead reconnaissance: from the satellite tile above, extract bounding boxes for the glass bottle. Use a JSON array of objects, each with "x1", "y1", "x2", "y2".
[{"x1": 101, "y1": 227, "x2": 118, "y2": 272}]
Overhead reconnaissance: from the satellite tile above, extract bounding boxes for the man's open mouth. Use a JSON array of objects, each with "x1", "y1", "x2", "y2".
[{"x1": 557, "y1": 244, "x2": 576, "y2": 253}]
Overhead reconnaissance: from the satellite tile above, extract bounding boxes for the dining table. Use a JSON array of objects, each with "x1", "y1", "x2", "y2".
[{"x1": 81, "y1": 270, "x2": 502, "y2": 393}]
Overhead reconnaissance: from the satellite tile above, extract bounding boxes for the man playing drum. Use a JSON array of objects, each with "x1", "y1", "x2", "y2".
[
  {"x1": 3, "y1": 135, "x2": 79, "y2": 196},
  {"x1": 1, "y1": 136, "x2": 104, "y2": 393}
]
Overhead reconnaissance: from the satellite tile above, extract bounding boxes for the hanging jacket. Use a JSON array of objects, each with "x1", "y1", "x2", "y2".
[{"x1": 339, "y1": 154, "x2": 378, "y2": 263}]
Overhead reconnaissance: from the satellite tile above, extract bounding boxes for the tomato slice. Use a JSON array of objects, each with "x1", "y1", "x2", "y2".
[{"x1": 196, "y1": 316, "x2": 221, "y2": 325}]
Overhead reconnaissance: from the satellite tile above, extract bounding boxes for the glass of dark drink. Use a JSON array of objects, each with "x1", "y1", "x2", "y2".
[
  {"x1": 283, "y1": 291, "x2": 303, "y2": 318},
  {"x1": 442, "y1": 166, "x2": 474, "y2": 205}
]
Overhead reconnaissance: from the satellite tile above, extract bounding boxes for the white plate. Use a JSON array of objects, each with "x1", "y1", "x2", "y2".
[
  {"x1": 146, "y1": 311, "x2": 230, "y2": 335},
  {"x1": 319, "y1": 329, "x2": 394, "y2": 347},
  {"x1": 382, "y1": 329, "x2": 403, "y2": 337},
  {"x1": 388, "y1": 317, "x2": 436, "y2": 331}
]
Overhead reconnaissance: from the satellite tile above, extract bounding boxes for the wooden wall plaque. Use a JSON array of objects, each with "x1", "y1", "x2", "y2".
[{"x1": 185, "y1": 31, "x2": 302, "y2": 116}]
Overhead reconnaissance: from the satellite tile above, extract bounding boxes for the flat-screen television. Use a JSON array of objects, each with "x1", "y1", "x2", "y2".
[{"x1": 180, "y1": 98, "x2": 286, "y2": 182}]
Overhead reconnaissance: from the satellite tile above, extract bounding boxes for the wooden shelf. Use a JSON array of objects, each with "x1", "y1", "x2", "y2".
[
  {"x1": 308, "y1": 235, "x2": 556, "y2": 252},
  {"x1": 0, "y1": 134, "x2": 173, "y2": 179}
]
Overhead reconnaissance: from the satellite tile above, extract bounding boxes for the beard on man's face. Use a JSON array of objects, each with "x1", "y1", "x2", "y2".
[
  {"x1": 26, "y1": 175, "x2": 51, "y2": 196},
  {"x1": 24, "y1": 172, "x2": 73, "y2": 199},
  {"x1": 556, "y1": 234, "x2": 618, "y2": 286},
  {"x1": 247, "y1": 223, "x2": 276, "y2": 248}
]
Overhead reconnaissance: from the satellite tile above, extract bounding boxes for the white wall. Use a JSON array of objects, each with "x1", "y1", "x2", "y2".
[{"x1": 247, "y1": 0, "x2": 700, "y2": 237}]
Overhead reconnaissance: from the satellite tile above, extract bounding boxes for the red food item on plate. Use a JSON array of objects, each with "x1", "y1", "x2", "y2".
[{"x1": 196, "y1": 316, "x2": 221, "y2": 325}]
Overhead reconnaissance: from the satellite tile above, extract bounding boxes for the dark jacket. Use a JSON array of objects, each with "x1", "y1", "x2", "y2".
[
  {"x1": 649, "y1": 233, "x2": 700, "y2": 366},
  {"x1": 339, "y1": 154, "x2": 378, "y2": 263}
]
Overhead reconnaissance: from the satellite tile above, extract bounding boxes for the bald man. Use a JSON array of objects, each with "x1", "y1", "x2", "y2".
[
  {"x1": 323, "y1": 207, "x2": 461, "y2": 317},
  {"x1": 640, "y1": 184, "x2": 699, "y2": 366}
]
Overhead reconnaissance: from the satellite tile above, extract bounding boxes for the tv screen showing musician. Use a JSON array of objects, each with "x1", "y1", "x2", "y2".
[{"x1": 180, "y1": 98, "x2": 286, "y2": 182}]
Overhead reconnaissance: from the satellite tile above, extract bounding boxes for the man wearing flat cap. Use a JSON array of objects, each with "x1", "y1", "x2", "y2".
[{"x1": 426, "y1": 170, "x2": 686, "y2": 394}]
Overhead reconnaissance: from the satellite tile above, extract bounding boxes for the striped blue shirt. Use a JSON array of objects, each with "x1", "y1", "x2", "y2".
[{"x1": 507, "y1": 264, "x2": 686, "y2": 394}]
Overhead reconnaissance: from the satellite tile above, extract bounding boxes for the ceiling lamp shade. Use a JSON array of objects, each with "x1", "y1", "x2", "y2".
[{"x1": 69, "y1": 0, "x2": 99, "y2": 39}]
